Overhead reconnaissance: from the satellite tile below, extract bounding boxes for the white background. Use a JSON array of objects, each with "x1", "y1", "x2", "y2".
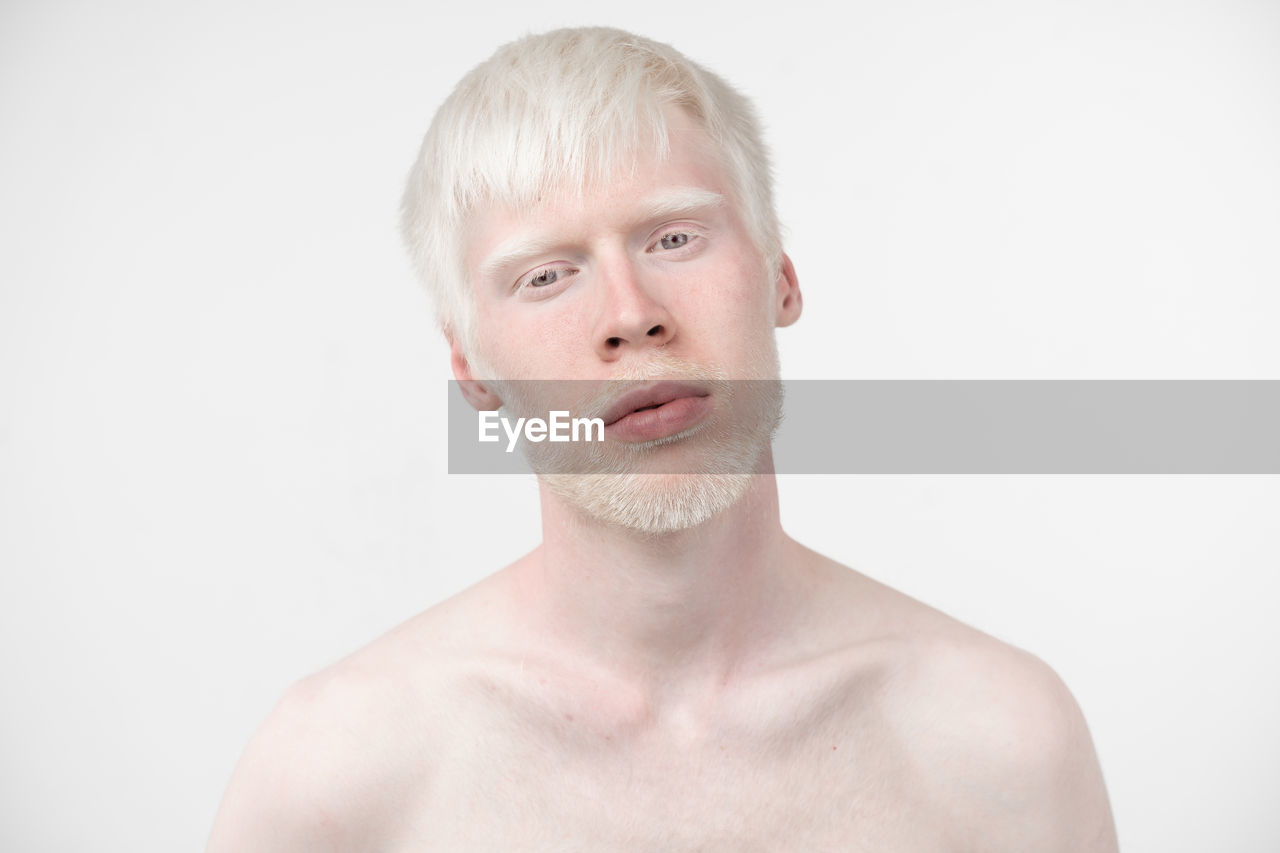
[{"x1": 1, "y1": 0, "x2": 1277, "y2": 850}]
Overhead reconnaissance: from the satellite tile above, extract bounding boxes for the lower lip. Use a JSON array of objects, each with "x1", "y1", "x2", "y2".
[{"x1": 606, "y1": 395, "x2": 713, "y2": 443}]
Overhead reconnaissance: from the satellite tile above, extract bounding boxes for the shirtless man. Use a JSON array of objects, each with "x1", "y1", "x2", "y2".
[{"x1": 207, "y1": 27, "x2": 1117, "y2": 851}]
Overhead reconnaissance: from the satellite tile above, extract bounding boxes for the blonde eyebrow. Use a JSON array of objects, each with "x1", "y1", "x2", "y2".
[
  {"x1": 477, "y1": 187, "x2": 726, "y2": 282},
  {"x1": 478, "y1": 235, "x2": 563, "y2": 283},
  {"x1": 634, "y1": 187, "x2": 726, "y2": 221}
]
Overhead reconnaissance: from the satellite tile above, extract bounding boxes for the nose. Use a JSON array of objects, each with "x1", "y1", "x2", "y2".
[{"x1": 592, "y1": 258, "x2": 675, "y2": 361}]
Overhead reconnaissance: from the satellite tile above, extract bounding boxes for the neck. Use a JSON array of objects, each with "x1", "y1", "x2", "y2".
[{"x1": 508, "y1": 451, "x2": 812, "y2": 711}]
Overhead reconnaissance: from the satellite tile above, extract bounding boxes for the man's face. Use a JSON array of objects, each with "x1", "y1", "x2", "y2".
[
  {"x1": 457, "y1": 107, "x2": 799, "y2": 532},
  {"x1": 464, "y1": 107, "x2": 790, "y2": 382}
]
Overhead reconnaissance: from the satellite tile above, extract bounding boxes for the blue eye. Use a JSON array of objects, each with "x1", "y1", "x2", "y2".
[
  {"x1": 524, "y1": 268, "x2": 564, "y2": 288},
  {"x1": 658, "y1": 232, "x2": 691, "y2": 250}
]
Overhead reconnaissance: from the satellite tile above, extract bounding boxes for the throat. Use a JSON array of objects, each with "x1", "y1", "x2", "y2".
[{"x1": 516, "y1": 487, "x2": 810, "y2": 705}]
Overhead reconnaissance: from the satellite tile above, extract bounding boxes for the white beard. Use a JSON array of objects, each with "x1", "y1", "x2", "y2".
[
  {"x1": 542, "y1": 471, "x2": 755, "y2": 536},
  {"x1": 495, "y1": 349, "x2": 783, "y2": 535}
]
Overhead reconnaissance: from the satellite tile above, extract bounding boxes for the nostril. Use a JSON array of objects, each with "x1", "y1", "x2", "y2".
[
  {"x1": 606, "y1": 336, "x2": 622, "y2": 348},
  {"x1": 646, "y1": 325, "x2": 664, "y2": 337}
]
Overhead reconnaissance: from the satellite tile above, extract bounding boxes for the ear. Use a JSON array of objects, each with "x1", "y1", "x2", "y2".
[
  {"x1": 774, "y1": 252, "x2": 802, "y2": 328},
  {"x1": 448, "y1": 333, "x2": 504, "y2": 411}
]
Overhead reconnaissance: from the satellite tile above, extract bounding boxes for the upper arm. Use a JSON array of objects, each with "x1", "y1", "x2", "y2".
[
  {"x1": 966, "y1": 655, "x2": 1116, "y2": 852},
  {"x1": 205, "y1": 674, "x2": 390, "y2": 853},
  {"x1": 902, "y1": 639, "x2": 1118, "y2": 852}
]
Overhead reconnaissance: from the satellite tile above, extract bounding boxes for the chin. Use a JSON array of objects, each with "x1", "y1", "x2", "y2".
[
  {"x1": 529, "y1": 363, "x2": 783, "y2": 535},
  {"x1": 538, "y1": 417, "x2": 776, "y2": 534},
  {"x1": 541, "y1": 470, "x2": 756, "y2": 535}
]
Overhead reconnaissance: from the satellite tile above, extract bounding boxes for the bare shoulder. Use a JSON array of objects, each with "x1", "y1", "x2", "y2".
[
  {"x1": 206, "y1": 668, "x2": 391, "y2": 850},
  {"x1": 885, "y1": 620, "x2": 1117, "y2": 850},
  {"x1": 205, "y1": 572, "x2": 506, "y2": 852},
  {"x1": 805, "y1": 547, "x2": 1118, "y2": 851}
]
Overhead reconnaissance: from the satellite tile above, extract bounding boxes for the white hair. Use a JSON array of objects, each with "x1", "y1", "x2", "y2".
[{"x1": 399, "y1": 27, "x2": 782, "y2": 361}]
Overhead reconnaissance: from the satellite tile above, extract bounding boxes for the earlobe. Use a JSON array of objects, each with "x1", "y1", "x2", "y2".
[
  {"x1": 775, "y1": 253, "x2": 802, "y2": 328},
  {"x1": 449, "y1": 335, "x2": 503, "y2": 411}
]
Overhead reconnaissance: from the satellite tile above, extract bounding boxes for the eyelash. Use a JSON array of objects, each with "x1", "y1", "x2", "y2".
[
  {"x1": 514, "y1": 229, "x2": 703, "y2": 292},
  {"x1": 649, "y1": 229, "x2": 699, "y2": 253},
  {"x1": 516, "y1": 265, "x2": 575, "y2": 292}
]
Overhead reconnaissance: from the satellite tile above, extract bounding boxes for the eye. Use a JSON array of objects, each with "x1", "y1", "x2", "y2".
[
  {"x1": 516, "y1": 264, "x2": 575, "y2": 292},
  {"x1": 650, "y1": 229, "x2": 702, "y2": 254},
  {"x1": 657, "y1": 231, "x2": 692, "y2": 250}
]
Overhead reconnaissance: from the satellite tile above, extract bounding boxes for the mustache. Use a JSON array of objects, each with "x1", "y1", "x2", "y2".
[
  {"x1": 493, "y1": 353, "x2": 730, "y2": 421},
  {"x1": 579, "y1": 355, "x2": 728, "y2": 421}
]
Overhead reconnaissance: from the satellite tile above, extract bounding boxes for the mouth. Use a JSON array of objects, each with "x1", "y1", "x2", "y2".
[{"x1": 600, "y1": 381, "x2": 714, "y2": 443}]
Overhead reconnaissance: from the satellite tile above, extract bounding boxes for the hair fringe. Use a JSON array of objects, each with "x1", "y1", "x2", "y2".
[{"x1": 400, "y1": 27, "x2": 781, "y2": 358}]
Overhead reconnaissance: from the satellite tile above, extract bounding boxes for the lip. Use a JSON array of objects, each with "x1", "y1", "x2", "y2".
[{"x1": 600, "y1": 381, "x2": 713, "y2": 443}]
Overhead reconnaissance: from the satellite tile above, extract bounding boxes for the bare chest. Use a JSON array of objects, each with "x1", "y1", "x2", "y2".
[{"x1": 388, "y1": 682, "x2": 951, "y2": 851}]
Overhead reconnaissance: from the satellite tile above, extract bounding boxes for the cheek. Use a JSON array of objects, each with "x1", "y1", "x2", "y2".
[
  {"x1": 685, "y1": 259, "x2": 774, "y2": 325},
  {"x1": 476, "y1": 304, "x2": 584, "y2": 378},
  {"x1": 676, "y1": 266, "x2": 778, "y2": 369}
]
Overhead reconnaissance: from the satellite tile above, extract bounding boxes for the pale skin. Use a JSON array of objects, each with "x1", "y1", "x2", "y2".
[{"x1": 207, "y1": 109, "x2": 1118, "y2": 851}]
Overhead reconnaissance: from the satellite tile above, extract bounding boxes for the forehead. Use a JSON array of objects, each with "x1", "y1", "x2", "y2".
[{"x1": 465, "y1": 109, "x2": 736, "y2": 271}]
